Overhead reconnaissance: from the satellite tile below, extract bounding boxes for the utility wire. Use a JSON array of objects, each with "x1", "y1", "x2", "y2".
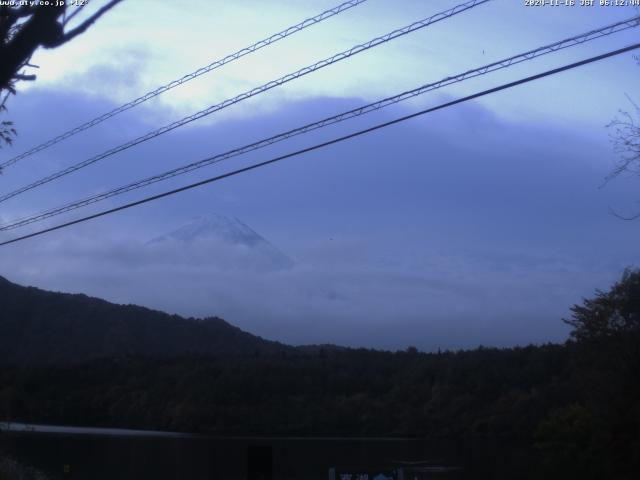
[
  {"x1": 2, "y1": 15, "x2": 637, "y2": 232},
  {"x1": 1, "y1": 42, "x2": 638, "y2": 248},
  {"x1": 0, "y1": 0, "x2": 491, "y2": 204},
  {"x1": 0, "y1": 0, "x2": 369, "y2": 171}
]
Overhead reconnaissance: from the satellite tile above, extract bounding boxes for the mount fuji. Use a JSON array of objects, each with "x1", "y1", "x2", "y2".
[{"x1": 146, "y1": 213, "x2": 294, "y2": 271}]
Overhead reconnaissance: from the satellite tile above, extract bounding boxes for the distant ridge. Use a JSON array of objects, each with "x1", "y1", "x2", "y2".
[{"x1": 0, "y1": 276, "x2": 292, "y2": 363}]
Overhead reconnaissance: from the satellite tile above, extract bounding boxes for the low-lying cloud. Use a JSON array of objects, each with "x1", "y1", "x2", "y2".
[{"x1": 1, "y1": 91, "x2": 638, "y2": 351}]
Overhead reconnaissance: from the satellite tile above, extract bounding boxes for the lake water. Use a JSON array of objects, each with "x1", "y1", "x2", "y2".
[{"x1": 0, "y1": 424, "x2": 533, "y2": 480}]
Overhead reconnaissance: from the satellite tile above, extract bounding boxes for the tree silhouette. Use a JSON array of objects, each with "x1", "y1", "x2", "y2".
[
  {"x1": 565, "y1": 268, "x2": 640, "y2": 345},
  {"x1": 606, "y1": 56, "x2": 640, "y2": 219},
  {"x1": 563, "y1": 268, "x2": 640, "y2": 478},
  {"x1": 0, "y1": 1, "x2": 124, "y2": 146}
]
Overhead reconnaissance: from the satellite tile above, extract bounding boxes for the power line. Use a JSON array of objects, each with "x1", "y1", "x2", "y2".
[
  {"x1": 0, "y1": 0, "x2": 491, "y2": 204},
  {"x1": 2, "y1": 15, "x2": 637, "y2": 232},
  {"x1": 0, "y1": 0, "x2": 369, "y2": 171},
  {"x1": 2, "y1": 42, "x2": 638, "y2": 248}
]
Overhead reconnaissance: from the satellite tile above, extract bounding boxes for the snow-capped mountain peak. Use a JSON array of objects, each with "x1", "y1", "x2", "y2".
[{"x1": 146, "y1": 214, "x2": 293, "y2": 271}]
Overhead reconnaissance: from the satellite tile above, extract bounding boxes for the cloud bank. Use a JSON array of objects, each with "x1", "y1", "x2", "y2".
[{"x1": 1, "y1": 88, "x2": 638, "y2": 351}]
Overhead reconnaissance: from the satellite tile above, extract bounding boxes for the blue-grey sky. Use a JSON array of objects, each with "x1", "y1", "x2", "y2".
[{"x1": 0, "y1": 0, "x2": 639, "y2": 350}]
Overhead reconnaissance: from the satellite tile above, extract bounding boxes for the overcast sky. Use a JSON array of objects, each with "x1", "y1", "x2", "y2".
[{"x1": 0, "y1": 0, "x2": 639, "y2": 351}]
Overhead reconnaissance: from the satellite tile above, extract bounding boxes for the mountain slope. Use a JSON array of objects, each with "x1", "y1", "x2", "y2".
[
  {"x1": 0, "y1": 276, "x2": 290, "y2": 363},
  {"x1": 146, "y1": 213, "x2": 294, "y2": 271}
]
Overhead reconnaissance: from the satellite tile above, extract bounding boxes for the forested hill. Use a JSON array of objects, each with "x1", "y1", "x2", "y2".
[
  {"x1": 0, "y1": 275, "x2": 291, "y2": 362},
  {"x1": 0, "y1": 271, "x2": 638, "y2": 477}
]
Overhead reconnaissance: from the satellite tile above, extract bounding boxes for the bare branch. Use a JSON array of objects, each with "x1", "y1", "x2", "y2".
[
  {"x1": 48, "y1": 0, "x2": 123, "y2": 48},
  {"x1": 608, "y1": 206, "x2": 640, "y2": 221},
  {"x1": 13, "y1": 73, "x2": 35, "y2": 81},
  {"x1": 63, "y1": 4, "x2": 88, "y2": 27},
  {"x1": 0, "y1": 89, "x2": 11, "y2": 110},
  {"x1": 0, "y1": 1, "x2": 123, "y2": 147},
  {"x1": 605, "y1": 98, "x2": 640, "y2": 184}
]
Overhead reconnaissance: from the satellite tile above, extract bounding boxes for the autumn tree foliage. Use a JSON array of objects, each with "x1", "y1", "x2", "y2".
[{"x1": 559, "y1": 269, "x2": 640, "y2": 479}]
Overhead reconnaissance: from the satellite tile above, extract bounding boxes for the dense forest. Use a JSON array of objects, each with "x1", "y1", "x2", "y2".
[
  {"x1": 0, "y1": 276, "x2": 291, "y2": 362},
  {"x1": 0, "y1": 270, "x2": 638, "y2": 479}
]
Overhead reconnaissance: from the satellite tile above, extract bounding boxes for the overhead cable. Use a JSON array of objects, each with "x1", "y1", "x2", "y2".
[
  {"x1": 0, "y1": 0, "x2": 369, "y2": 171},
  {"x1": 0, "y1": 0, "x2": 491, "y2": 204},
  {"x1": 2, "y1": 15, "x2": 637, "y2": 232},
  {"x1": 1, "y1": 42, "x2": 638, "y2": 247}
]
